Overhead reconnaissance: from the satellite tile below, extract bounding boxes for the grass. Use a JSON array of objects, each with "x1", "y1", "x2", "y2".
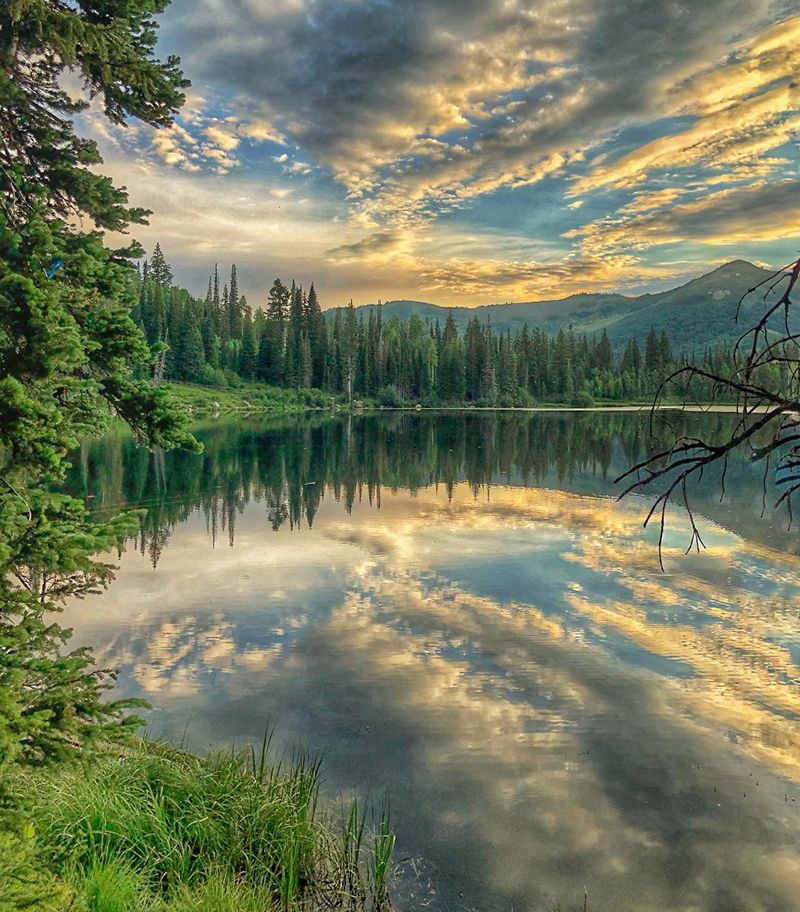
[
  {"x1": 165, "y1": 380, "x2": 717, "y2": 418},
  {"x1": 11, "y1": 740, "x2": 395, "y2": 912},
  {"x1": 165, "y1": 382, "x2": 339, "y2": 415}
]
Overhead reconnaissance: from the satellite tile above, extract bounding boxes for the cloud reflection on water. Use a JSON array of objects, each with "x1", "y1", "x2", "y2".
[{"x1": 66, "y1": 481, "x2": 800, "y2": 911}]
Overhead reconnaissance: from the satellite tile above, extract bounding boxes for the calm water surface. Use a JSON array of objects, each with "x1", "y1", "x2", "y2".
[{"x1": 65, "y1": 412, "x2": 800, "y2": 912}]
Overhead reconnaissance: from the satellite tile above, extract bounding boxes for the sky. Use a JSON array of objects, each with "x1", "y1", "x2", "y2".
[{"x1": 85, "y1": 0, "x2": 800, "y2": 308}]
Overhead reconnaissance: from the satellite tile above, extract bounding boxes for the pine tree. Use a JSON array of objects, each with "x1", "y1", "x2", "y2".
[
  {"x1": 596, "y1": 328, "x2": 613, "y2": 373},
  {"x1": 516, "y1": 324, "x2": 530, "y2": 393},
  {"x1": 341, "y1": 302, "x2": 359, "y2": 403},
  {"x1": 212, "y1": 265, "x2": 222, "y2": 334},
  {"x1": 201, "y1": 277, "x2": 218, "y2": 366},
  {"x1": 497, "y1": 332, "x2": 519, "y2": 402},
  {"x1": 140, "y1": 274, "x2": 166, "y2": 345},
  {"x1": 301, "y1": 334, "x2": 313, "y2": 388},
  {"x1": 222, "y1": 284, "x2": 230, "y2": 327},
  {"x1": 621, "y1": 337, "x2": 642, "y2": 376},
  {"x1": 286, "y1": 282, "x2": 306, "y2": 388},
  {"x1": 0, "y1": 0, "x2": 196, "y2": 816},
  {"x1": 644, "y1": 326, "x2": 661, "y2": 375},
  {"x1": 481, "y1": 356, "x2": 498, "y2": 404},
  {"x1": 365, "y1": 309, "x2": 380, "y2": 396},
  {"x1": 329, "y1": 308, "x2": 344, "y2": 392},
  {"x1": 150, "y1": 243, "x2": 173, "y2": 287},
  {"x1": 437, "y1": 314, "x2": 465, "y2": 402},
  {"x1": 258, "y1": 278, "x2": 289, "y2": 384},
  {"x1": 175, "y1": 306, "x2": 206, "y2": 381},
  {"x1": 305, "y1": 283, "x2": 327, "y2": 388},
  {"x1": 0, "y1": 1, "x2": 188, "y2": 232},
  {"x1": 228, "y1": 264, "x2": 242, "y2": 340},
  {"x1": 239, "y1": 308, "x2": 257, "y2": 380},
  {"x1": 256, "y1": 332, "x2": 272, "y2": 383},
  {"x1": 658, "y1": 329, "x2": 673, "y2": 369},
  {"x1": 465, "y1": 317, "x2": 486, "y2": 401}
]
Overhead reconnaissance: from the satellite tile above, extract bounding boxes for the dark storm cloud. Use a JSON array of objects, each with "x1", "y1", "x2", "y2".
[
  {"x1": 162, "y1": 0, "x2": 775, "y2": 204},
  {"x1": 163, "y1": 0, "x2": 548, "y2": 166}
]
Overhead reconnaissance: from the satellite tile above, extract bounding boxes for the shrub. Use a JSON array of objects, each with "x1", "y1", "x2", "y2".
[
  {"x1": 221, "y1": 369, "x2": 243, "y2": 389},
  {"x1": 196, "y1": 365, "x2": 227, "y2": 388},
  {"x1": 570, "y1": 390, "x2": 595, "y2": 408},
  {"x1": 514, "y1": 388, "x2": 535, "y2": 408},
  {"x1": 375, "y1": 385, "x2": 405, "y2": 408},
  {"x1": 0, "y1": 829, "x2": 71, "y2": 912},
  {"x1": 301, "y1": 387, "x2": 333, "y2": 408}
]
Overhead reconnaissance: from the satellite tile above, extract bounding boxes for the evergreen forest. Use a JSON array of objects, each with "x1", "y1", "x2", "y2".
[{"x1": 136, "y1": 245, "x2": 747, "y2": 407}]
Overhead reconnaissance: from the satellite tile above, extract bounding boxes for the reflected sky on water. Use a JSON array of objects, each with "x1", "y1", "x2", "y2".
[{"x1": 65, "y1": 412, "x2": 800, "y2": 912}]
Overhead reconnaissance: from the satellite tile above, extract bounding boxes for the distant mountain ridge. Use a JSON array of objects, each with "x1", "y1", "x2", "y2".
[{"x1": 332, "y1": 260, "x2": 779, "y2": 352}]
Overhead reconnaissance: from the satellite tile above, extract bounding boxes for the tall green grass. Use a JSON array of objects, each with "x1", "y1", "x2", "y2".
[
  {"x1": 165, "y1": 381, "x2": 339, "y2": 415},
  {"x1": 17, "y1": 741, "x2": 395, "y2": 911}
]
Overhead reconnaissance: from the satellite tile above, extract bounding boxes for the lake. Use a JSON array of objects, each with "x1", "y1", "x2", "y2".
[{"x1": 64, "y1": 411, "x2": 800, "y2": 912}]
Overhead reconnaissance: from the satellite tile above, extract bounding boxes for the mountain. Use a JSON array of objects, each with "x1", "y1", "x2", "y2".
[
  {"x1": 603, "y1": 260, "x2": 778, "y2": 351},
  {"x1": 333, "y1": 260, "x2": 779, "y2": 352}
]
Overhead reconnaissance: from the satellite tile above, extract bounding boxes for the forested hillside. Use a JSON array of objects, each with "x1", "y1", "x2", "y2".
[
  {"x1": 348, "y1": 260, "x2": 778, "y2": 351},
  {"x1": 133, "y1": 247, "x2": 757, "y2": 406}
]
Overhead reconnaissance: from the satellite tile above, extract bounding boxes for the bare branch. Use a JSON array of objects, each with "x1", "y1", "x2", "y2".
[{"x1": 617, "y1": 256, "x2": 800, "y2": 565}]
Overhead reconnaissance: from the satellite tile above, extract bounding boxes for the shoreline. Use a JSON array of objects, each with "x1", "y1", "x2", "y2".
[
  {"x1": 368, "y1": 403, "x2": 746, "y2": 413},
  {"x1": 167, "y1": 383, "x2": 767, "y2": 418}
]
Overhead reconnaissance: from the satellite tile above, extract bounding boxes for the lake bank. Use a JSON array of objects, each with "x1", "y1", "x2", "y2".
[
  {"x1": 10, "y1": 740, "x2": 394, "y2": 912},
  {"x1": 376, "y1": 403, "x2": 749, "y2": 413},
  {"x1": 167, "y1": 381, "x2": 742, "y2": 416}
]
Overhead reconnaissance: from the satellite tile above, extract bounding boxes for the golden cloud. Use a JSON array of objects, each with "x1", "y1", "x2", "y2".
[
  {"x1": 573, "y1": 16, "x2": 800, "y2": 197},
  {"x1": 570, "y1": 180, "x2": 800, "y2": 256}
]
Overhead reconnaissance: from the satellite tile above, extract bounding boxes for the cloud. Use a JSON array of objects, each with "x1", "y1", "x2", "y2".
[
  {"x1": 569, "y1": 179, "x2": 800, "y2": 255},
  {"x1": 105, "y1": 97, "x2": 289, "y2": 178},
  {"x1": 87, "y1": 1, "x2": 800, "y2": 304},
  {"x1": 572, "y1": 15, "x2": 800, "y2": 195},
  {"x1": 93, "y1": 148, "x2": 345, "y2": 285},
  {"x1": 619, "y1": 187, "x2": 690, "y2": 214},
  {"x1": 130, "y1": 117, "x2": 243, "y2": 174},
  {"x1": 204, "y1": 123, "x2": 240, "y2": 152},
  {"x1": 573, "y1": 86, "x2": 800, "y2": 197},
  {"x1": 163, "y1": 0, "x2": 778, "y2": 220},
  {"x1": 326, "y1": 229, "x2": 415, "y2": 265},
  {"x1": 417, "y1": 254, "x2": 667, "y2": 299},
  {"x1": 240, "y1": 118, "x2": 287, "y2": 145}
]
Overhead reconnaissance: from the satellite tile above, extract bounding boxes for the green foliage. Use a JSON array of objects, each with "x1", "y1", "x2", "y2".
[
  {"x1": 0, "y1": 0, "x2": 187, "y2": 231},
  {"x1": 0, "y1": 0, "x2": 198, "y2": 846},
  {"x1": 375, "y1": 384, "x2": 405, "y2": 407},
  {"x1": 0, "y1": 828, "x2": 72, "y2": 912},
  {"x1": 165, "y1": 381, "x2": 337, "y2": 415},
  {"x1": 570, "y1": 390, "x2": 595, "y2": 408},
  {"x1": 19, "y1": 743, "x2": 395, "y2": 911},
  {"x1": 135, "y1": 245, "x2": 737, "y2": 410},
  {"x1": 0, "y1": 216, "x2": 198, "y2": 791},
  {"x1": 238, "y1": 309, "x2": 257, "y2": 380}
]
